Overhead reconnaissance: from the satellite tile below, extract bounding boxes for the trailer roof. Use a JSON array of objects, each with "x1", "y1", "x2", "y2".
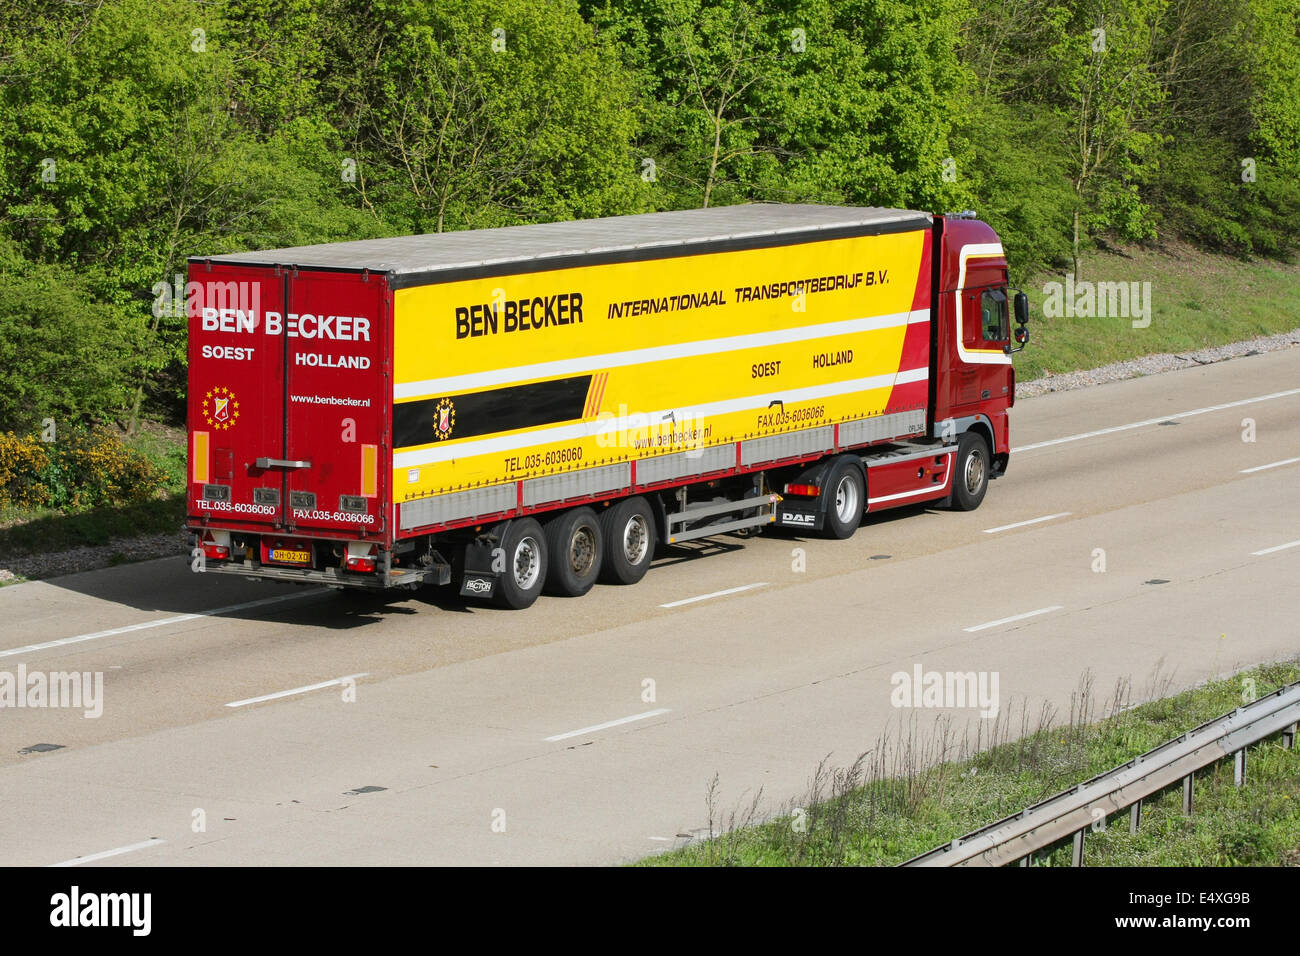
[{"x1": 195, "y1": 204, "x2": 931, "y2": 285}]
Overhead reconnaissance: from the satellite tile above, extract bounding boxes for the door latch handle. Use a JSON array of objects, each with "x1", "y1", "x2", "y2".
[{"x1": 255, "y1": 457, "x2": 312, "y2": 469}]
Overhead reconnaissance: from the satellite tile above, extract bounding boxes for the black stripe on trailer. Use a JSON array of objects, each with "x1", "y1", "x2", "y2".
[{"x1": 392, "y1": 375, "x2": 592, "y2": 449}]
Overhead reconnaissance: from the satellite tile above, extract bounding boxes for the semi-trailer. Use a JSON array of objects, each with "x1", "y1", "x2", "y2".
[{"x1": 185, "y1": 203, "x2": 1029, "y2": 609}]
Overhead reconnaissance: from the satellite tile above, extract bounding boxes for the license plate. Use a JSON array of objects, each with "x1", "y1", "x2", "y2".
[{"x1": 271, "y1": 549, "x2": 311, "y2": 564}]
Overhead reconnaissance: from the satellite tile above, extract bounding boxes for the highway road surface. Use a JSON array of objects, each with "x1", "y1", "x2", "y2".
[{"x1": 1, "y1": 348, "x2": 1297, "y2": 866}]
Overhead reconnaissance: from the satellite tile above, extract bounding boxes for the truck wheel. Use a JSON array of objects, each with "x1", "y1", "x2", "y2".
[
  {"x1": 494, "y1": 518, "x2": 548, "y2": 610},
  {"x1": 544, "y1": 507, "x2": 603, "y2": 597},
  {"x1": 951, "y1": 433, "x2": 990, "y2": 511},
  {"x1": 823, "y1": 458, "x2": 865, "y2": 539},
  {"x1": 599, "y1": 496, "x2": 655, "y2": 585}
]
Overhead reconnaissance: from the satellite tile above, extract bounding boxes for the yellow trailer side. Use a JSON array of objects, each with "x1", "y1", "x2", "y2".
[{"x1": 391, "y1": 228, "x2": 930, "y2": 517}]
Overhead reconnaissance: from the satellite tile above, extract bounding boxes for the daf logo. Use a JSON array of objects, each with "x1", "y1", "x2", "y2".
[{"x1": 781, "y1": 512, "x2": 815, "y2": 526}]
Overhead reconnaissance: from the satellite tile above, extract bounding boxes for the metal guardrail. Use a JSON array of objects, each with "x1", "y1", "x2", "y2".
[{"x1": 901, "y1": 679, "x2": 1300, "y2": 867}]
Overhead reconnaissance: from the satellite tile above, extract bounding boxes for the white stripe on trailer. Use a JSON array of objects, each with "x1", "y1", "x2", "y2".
[{"x1": 394, "y1": 310, "x2": 929, "y2": 400}]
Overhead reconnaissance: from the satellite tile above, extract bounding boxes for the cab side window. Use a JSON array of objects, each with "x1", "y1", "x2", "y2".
[{"x1": 980, "y1": 288, "x2": 1009, "y2": 344}]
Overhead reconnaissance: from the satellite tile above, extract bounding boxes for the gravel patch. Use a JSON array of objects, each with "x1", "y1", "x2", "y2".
[
  {"x1": 0, "y1": 530, "x2": 188, "y2": 584},
  {"x1": 1016, "y1": 327, "x2": 1300, "y2": 398}
]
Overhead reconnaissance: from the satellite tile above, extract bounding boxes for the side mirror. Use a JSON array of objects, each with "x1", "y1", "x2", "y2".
[
  {"x1": 1006, "y1": 290, "x2": 1030, "y2": 354},
  {"x1": 1014, "y1": 291, "x2": 1029, "y2": 326}
]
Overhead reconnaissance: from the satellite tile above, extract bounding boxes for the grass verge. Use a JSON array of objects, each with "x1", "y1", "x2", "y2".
[
  {"x1": 0, "y1": 421, "x2": 186, "y2": 559},
  {"x1": 640, "y1": 661, "x2": 1300, "y2": 866},
  {"x1": 0, "y1": 495, "x2": 185, "y2": 557},
  {"x1": 1015, "y1": 242, "x2": 1300, "y2": 382}
]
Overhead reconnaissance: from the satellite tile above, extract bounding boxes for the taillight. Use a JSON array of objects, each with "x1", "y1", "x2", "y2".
[
  {"x1": 784, "y1": 483, "x2": 821, "y2": 497},
  {"x1": 202, "y1": 529, "x2": 231, "y2": 560},
  {"x1": 345, "y1": 542, "x2": 379, "y2": 573}
]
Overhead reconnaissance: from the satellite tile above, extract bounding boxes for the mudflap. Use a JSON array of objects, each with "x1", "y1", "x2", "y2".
[
  {"x1": 458, "y1": 538, "x2": 500, "y2": 599},
  {"x1": 775, "y1": 502, "x2": 822, "y2": 531}
]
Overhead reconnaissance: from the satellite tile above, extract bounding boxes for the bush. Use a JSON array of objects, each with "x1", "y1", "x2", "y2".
[
  {"x1": 0, "y1": 432, "x2": 53, "y2": 508},
  {"x1": 0, "y1": 244, "x2": 145, "y2": 433},
  {"x1": 957, "y1": 98, "x2": 1078, "y2": 284},
  {"x1": 1148, "y1": 137, "x2": 1299, "y2": 260},
  {"x1": 0, "y1": 426, "x2": 169, "y2": 513}
]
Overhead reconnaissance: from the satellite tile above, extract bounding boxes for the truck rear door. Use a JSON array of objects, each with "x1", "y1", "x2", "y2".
[
  {"x1": 187, "y1": 263, "x2": 287, "y2": 537},
  {"x1": 281, "y1": 269, "x2": 388, "y2": 544},
  {"x1": 187, "y1": 263, "x2": 389, "y2": 547}
]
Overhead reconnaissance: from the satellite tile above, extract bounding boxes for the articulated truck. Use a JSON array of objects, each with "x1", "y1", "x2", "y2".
[{"x1": 186, "y1": 204, "x2": 1029, "y2": 608}]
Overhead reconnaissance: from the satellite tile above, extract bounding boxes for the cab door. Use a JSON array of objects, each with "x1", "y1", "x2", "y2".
[{"x1": 950, "y1": 264, "x2": 1014, "y2": 416}]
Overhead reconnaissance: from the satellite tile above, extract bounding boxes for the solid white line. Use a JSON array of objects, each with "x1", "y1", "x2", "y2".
[
  {"x1": 1012, "y1": 388, "x2": 1300, "y2": 454},
  {"x1": 1251, "y1": 540, "x2": 1300, "y2": 557},
  {"x1": 1241, "y1": 457, "x2": 1300, "y2": 474},
  {"x1": 545, "y1": 708, "x2": 671, "y2": 742},
  {"x1": 963, "y1": 606, "x2": 1063, "y2": 633},
  {"x1": 982, "y1": 512, "x2": 1072, "y2": 534},
  {"x1": 49, "y1": 838, "x2": 165, "y2": 867},
  {"x1": 659, "y1": 583, "x2": 767, "y2": 608},
  {"x1": 0, "y1": 591, "x2": 324, "y2": 661},
  {"x1": 395, "y1": 310, "x2": 927, "y2": 399},
  {"x1": 225, "y1": 673, "x2": 369, "y2": 708}
]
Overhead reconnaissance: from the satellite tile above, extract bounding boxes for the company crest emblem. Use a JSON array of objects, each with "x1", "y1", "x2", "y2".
[
  {"x1": 433, "y1": 398, "x2": 456, "y2": 440},
  {"x1": 202, "y1": 387, "x2": 240, "y2": 430}
]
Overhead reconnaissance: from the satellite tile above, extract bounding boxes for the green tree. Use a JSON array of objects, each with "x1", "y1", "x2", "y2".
[
  {"x1": 0, "y1": 243, "x2": 142, "y2": 431},
  {"x1": 323, "y1": 0, "x2": 644, "y2": 234},
  {"x1": 586, "y1": 0, "x2": 973, "y2": 212},
  {"x1": 1046, "y1": 0, "x2": 1169, "y2": 277},
  {"x1": 0, "y1": 0, "x2": 379, "y2": 429},
  {"x1": 1249, "y1": 0, "x2": 1300, "y2": 173}
]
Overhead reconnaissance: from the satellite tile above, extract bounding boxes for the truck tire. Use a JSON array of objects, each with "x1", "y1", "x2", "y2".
[
  {"x1": 823, "y1": 457, "x2": 866, "y2": 539},
  {"x1": 544, "y1": 507, "x2": 603, "y2": 597},
  {"x1": 494, "y1": 518, "x2": 548, "y2": 610},
  {"x1": 599, "y1": 496, "x2": 655, "y2": 585},
  {"x1": 951, "y1": 432, "x2": 990, "y2": 511}
]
